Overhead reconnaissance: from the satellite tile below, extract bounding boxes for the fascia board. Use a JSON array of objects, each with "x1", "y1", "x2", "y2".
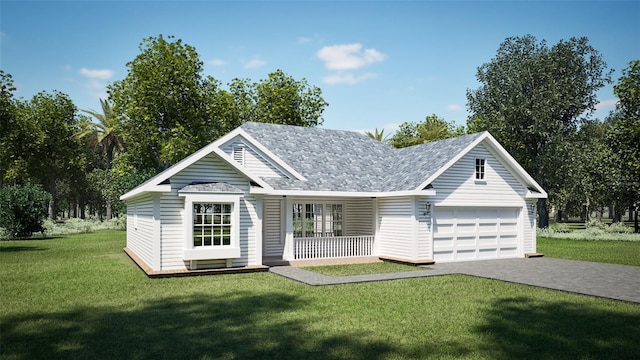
[
  {"x1": 414, "y1": 132, "x2": 488, "y2": 191},
  {"x1": 249, "y1": 188, "x2": 436, "y2": 198},
  {"x1": 234, "y1": 130, "x2": 307, "y2": 181},
  {"x1": 480, "y1": 133, "x2": 548, "y2": 196},
  {"x1": 120, "y1": 127, "x2": 272, "y2": 201}
]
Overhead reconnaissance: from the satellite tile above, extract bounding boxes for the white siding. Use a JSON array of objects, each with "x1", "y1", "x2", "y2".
[
  {"x1": 523, "y1": 202, "x2": 536, "y2": 253},
  {"x1": 263, "y1": 197, "x2": 284, "y2": 257},
  {"x1": 126, "y1": 194, "x2": 156, "y2": 268},
  {"x1": 344, "y1": 198, "x2": 374, "y2": 236},
  {"x1": 158, "y1": 152, "x2": 259, "y2": 270},
  {"x1": 416, "y1": 197, "x2": 432, "y2": 259},
  {"x1": 376, "y1": 197, "x2": 414, "y2": 259},
  {"x1": 431, "y1": 143, "x2": 526, "y2": 207},
  {"x1": 220, "y1": 136, "x2": 289, "y2": 178}
]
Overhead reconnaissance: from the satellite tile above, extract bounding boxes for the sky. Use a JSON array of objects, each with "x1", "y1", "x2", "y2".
[{"x1": 1, "y1": 1, "x2": 639, "y2": 134}]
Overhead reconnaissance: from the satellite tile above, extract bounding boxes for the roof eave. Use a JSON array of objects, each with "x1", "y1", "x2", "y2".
[{"x1": 250, "y1": 188, "x2": 436, "y2": 198}]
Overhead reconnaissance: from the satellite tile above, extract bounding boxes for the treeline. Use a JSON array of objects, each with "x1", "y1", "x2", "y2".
[{"x1": 0, "y1": 35, "x2": 328, "y2": 221}]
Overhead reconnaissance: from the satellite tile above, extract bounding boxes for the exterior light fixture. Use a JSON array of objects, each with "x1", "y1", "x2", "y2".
[{"x1": 529, "y1": 203, "x2": 536, "y2": 214}]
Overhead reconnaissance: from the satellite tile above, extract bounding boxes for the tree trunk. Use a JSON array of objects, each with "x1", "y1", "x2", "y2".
[
  {"x1": 555, "y1": 209, "x2": 563, "y2": 223},
  {"x1": 106, "y1": 199, "x2": 112, "y2": 221},
  {"x1": 596, "y1": 208, "x2": 602, "y2": 222},
  {"x1": 613, "y1": 204, "x2": 622, "y2": 223},
  {"x1": 537, "y1": 198, "x2": 549, "y2": 228},
  {"x1": 79, "y1": 198, "x2": 86, "y2": 219},
  {"x1": 634, "y1": 205, "x2": 639, "y2": 234},
  {"x1": 630, "y1": 205, "x2": 634, "y2": 222}
]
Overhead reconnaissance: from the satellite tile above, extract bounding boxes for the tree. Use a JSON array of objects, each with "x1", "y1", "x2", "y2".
[
  {"x1": 252, "y1": 69, "x2": 327, "y2": 127},
  {"x1": 79, "y1": 98, "x2": 124, "y2": 170},
  {"x1": 607, "y1": 60, "x2": 640, "y2": 232},
  {"x1": 389, "y1": 114, "x2": 465, "y2": 148},
  {"x1": 466, "y1": 35, "x2": 612, "y2": 228},
  {"x1": 365, "y1": 128, "x2": 389, "y2": 143},
  {"x1": 108, "y1": 35, "x2": 215, "y2": 170},
  {"x1": 15, "y1": 92, "x2": 85, "y2": 219}
]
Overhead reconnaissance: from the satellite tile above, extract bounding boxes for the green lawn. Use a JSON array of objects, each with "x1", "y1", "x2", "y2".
[
  {"x1": 1, "y1": 231, "x2": 639, "y2": 360},
  {"x1": 538, "y1": 237, "x2": 640, "y2": 266},
  {"x1": 302, "y1": 261, "x2": 425, "y2": 276}
]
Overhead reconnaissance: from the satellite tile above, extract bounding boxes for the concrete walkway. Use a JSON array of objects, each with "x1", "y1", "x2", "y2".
[{"x1": 269, "y1": 257, "x2": 640, "y2": 303}]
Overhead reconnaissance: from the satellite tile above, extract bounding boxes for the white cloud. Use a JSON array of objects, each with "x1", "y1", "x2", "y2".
[
  {"x1": 209, "y1": 58, "x2": 227, "y2": 66},
  {"x1": 79, "y1": 68, "x2": 114, "y2": 80},
  {"x1": 322, "y1": 72, "x2": 378, "y2": 85},
  {"x1": 244, "y1": 59, "x2": 266, "y2": 69},
  {"x1": 595, "y1": 98, "x2": 618, "y2": 110},
  {"x1": 317, "y1": 43, "x2": 386, "y2": 70},
  {"x1": 447, "y1": 104, "x2": 462, "y2": 111}
]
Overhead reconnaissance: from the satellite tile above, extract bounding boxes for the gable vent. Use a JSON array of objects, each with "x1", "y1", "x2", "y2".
[{"x1": 233, "y1": 145, "x2": 245, "y2": 166}]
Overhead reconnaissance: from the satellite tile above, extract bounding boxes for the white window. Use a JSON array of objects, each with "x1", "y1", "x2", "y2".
[
  {"x1": 181, "y1": 194, "x2": 241, "y2": 260},
  {"x1": 292, "y1": 203, "x2": 343, "y2": 237},
  {"x1": 475, "y1": 158, "x2": 486, "y2": 180},
  {"x1": 192, "y1": 203, "x2": 232, "y2": 247}
]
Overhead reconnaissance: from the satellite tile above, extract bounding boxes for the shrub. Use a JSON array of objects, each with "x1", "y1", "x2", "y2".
[{"x1": 0, "y1": 184, "x2": 52, "y2": 239}]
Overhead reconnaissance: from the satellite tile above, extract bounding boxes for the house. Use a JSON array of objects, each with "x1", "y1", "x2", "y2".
[{"x1": 120, "y1": 122, "x2": 547, "y2": 273}]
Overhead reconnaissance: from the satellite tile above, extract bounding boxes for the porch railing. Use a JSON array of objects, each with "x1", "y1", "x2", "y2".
[{"x1": 293, "y1": 235, "x2": 374, "y2": 260}]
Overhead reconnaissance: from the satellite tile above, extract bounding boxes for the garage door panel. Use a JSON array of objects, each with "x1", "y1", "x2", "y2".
[
  {"x1": 434, "y1": 207, "x2": 521, "y2": 262},
  {"x1": 478, "y1": 248, "x2": 498, "y2": 259}
]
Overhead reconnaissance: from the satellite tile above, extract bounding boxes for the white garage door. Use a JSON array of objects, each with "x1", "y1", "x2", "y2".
[{"x1": 433, "y1": 207, "x2": 520, "y2": 262}]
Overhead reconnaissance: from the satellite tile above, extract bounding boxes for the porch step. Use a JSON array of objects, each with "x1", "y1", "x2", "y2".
[
  {"x1": 379, "y1": 256, "x2": 435, "y2": 266},
  {"x1": 525, "y1": 252, "x2": 544, "y2": 258}
]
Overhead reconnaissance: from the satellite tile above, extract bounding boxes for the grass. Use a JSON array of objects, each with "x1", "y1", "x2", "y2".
[
  {"x1": 537, "y1": 237, "x2": 640, "y2": 266},
  {"x1": 302, "y1": 261, "x2": 425, "y2": 276},
  {"x1": 1, "y1": 231, "x2": 639, "y2": 359}
]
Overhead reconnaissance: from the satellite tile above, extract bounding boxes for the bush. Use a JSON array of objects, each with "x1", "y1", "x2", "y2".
[{"x1": 0, "y1": 184, "x2": 52, "y2": 239}]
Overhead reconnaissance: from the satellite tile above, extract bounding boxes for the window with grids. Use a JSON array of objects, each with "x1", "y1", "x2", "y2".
[
  {"x1": 475, "y1": 158, "x2": 486, "y2": 180},
  {"x1": 193, "y1": 203, "x2": 232, "y2": 247},
  {"x1": 292, "y1": 203, "x2": 343, "y2": 237}
]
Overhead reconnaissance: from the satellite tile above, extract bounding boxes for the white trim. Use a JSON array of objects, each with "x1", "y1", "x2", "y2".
[
  {"x1": 250, "y1": 188, "x2": 436, "y2": 198},
  {"x1": 181, "y1": 194, "x2": 242, "y2": 261},
  {"x1": 120, "y1": 128, "x2": 273, "y2": 201},
  {"x1": 234, "y1": 130, "x2": 307, "y2": 181},
  {"x1": 415, "y1": 132, "x2": 547, "y2": 198}
]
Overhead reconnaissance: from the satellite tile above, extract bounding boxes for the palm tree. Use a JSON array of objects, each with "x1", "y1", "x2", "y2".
[
  {"x1": 416, "y1": 115, "x2": 449, "y2": 143},
  {"x1": 365, "y1": 128, "x2": 390, "y2": 143},
  {"x1": 79, "y1": 98, "x2": 124, "y2": 170}
]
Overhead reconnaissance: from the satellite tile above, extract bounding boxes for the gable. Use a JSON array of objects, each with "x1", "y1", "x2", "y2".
[
  {"x1": 431, "y1": 142, "x2": 529, "y2": 206},
  {"x1": 168, "y1": 152, "x2": 251, "y2": 192},
  {"x1": 219, "y1": 134, "x2": 294, "y2": 179}
]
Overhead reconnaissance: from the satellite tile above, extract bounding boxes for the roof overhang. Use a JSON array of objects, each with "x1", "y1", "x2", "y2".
[
  {"x1": 414, "y1": 132, "x2": 547, "y2": 198},
  {"x1": 120, "y1": 129, "x2": 273, "y2": 202},
  {"x1": 250, "y1": 188, "x2": 436, "y2": 198}
]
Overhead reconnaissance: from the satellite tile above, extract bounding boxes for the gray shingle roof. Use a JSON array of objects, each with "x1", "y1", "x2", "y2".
[
  {"x1": 179, "y1": 182, "x2": 244, "y2": 193},
  {"x1": 239, "y1": 122, "x2": 484, "y2": 192}
]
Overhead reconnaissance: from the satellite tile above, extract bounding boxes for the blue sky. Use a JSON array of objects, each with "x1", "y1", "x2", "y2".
[{"x1": 2, "y1": 1, "x2": 638, "y2": 133}]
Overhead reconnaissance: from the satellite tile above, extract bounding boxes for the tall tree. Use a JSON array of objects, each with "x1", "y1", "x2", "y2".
[
  {"x1": 607, "y1": 60, "x2": 640, "y2": 232},
  {"x1": 466, "y1": 35, "x2": 612, "y2": 228},
  {"x1": 252, "y1": 69, "x2": 327, "y2": 127},
  {"x1": 108, "y1": 35, "x2": 215, "y2": 170},
  {"x1": 15, "y1": 92, "x2": 85, "y2": 219},
  {"x1": 80, "y1": 98, "x2": 124, "y2": 170},
  {"x1": 389, "y1": 114, "x2": 465, "y2": 148}
]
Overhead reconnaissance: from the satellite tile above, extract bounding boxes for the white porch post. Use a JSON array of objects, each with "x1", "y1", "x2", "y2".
[{"x1": 283, "y1": 197, "x2": 295, "y2": 260}]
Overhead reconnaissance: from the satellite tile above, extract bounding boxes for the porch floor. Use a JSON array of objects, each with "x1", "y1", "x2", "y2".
[{"x1": 124, "y1": 247, "x2": 269, "y2": 278}]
